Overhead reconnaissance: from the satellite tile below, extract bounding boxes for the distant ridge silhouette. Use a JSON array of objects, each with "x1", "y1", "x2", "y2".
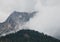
[{"x1": 0, "y1": 29, "x2": 60, "y2": 42}]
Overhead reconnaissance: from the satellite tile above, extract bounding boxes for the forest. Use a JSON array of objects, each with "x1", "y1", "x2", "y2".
[{"x1": 0, "y1": 29, "x2": 60, "y2": 42}]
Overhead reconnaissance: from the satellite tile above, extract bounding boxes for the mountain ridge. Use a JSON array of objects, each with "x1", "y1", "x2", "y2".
[
  {"x1": 0, "y1": 29, "x2": 60, "y2": 42},
  {"x1": 0, "y1": 11, "x2": 36, "y2": 36}
]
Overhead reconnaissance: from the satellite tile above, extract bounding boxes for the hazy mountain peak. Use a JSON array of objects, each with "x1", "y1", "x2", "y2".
[{"x1": 0, "y1": 11, "x2": 37, "y2": 36}]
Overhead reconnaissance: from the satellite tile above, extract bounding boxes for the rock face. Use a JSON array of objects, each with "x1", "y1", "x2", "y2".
[{"x1": 0, "y1": 11, "x2": 36, "y2": 36}]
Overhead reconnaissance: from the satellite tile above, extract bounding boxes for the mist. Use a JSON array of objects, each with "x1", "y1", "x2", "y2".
[
  {"x1": 0, "y1": 0, "x2": 60, "y2": 39},
  {"x1": 0, "y1": 0, "x2": 36, "y2": 22}
]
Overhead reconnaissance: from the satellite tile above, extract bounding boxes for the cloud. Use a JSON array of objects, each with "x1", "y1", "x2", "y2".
[
  {"x1": 26, "y1": 0, "x2": 60, "y2": 39},
  {"x1": 0, "y1": 0, "x2": 36, "y2": 22},
  {"x1": 0, "y1": 0, "x2": 60, "y2": 39}
]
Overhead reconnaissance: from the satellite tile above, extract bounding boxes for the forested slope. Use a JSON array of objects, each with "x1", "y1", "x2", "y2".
[{"x1": 0, "y1": 29, "x2": 60, "y2": 42}]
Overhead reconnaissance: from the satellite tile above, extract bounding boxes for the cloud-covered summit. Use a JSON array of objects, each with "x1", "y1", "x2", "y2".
[{"x1": 0, "y1": 11, "x2": 36, "y2": 36}]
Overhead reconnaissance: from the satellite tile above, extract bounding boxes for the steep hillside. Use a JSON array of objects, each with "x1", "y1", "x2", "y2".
[
  {"x1": 0, "y1": 29, "x2": 60, "y2": 42},
  {"x1": 0, "y1": 11, "x2": 36, "y2": 36}
]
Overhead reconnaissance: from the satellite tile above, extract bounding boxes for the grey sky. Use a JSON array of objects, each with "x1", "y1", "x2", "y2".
[
  {"x1": 27, "y1": 0, "x2": 60, "y2": 39},
  {"x1": 0, "y1": 0, "x2": 36, "y2": 22},
  {"x1": 0, "y1": 0, "x2": 60, "y2": 39}
]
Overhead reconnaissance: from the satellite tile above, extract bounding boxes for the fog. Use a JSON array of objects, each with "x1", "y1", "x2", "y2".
[
  {"x1": 0, "y1": 0, "x2": 36, "y2": 22},
  {"x1": 0, "y1": 0, "x2": 60, "y2": 39}
]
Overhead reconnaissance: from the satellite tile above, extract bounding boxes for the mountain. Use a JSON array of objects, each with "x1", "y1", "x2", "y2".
[
  {"x1": 0, "y1": 29, "x2": 60, "y2": 42},
  {"x1": 0, "y1": 11, "x2": 59, "y2": 42},
  {"x1": 0, "y1": 11, "x2": 36, "y2": 36}
]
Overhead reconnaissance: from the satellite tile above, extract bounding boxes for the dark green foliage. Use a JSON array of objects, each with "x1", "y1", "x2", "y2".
[{"x1": 0, "y1": 29, "x2": 60, "y2": 42}]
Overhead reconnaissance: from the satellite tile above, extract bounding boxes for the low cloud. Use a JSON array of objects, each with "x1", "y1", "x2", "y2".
[{"x1": 0, "y1": 0, "x2": 60, "y2": 39}]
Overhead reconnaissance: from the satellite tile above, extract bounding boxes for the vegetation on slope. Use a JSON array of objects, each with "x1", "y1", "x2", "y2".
[{"x1": 0, "y1": 29, "x2": 60, "y2": 42}]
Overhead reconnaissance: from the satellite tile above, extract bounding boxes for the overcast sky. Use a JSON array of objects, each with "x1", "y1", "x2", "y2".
[
  {"x1": 0, "y1": 0, "x2": 60, "y2": 39},
  {"x1": 0, "y1": 0, "x2": 36, "y2": 22}
]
